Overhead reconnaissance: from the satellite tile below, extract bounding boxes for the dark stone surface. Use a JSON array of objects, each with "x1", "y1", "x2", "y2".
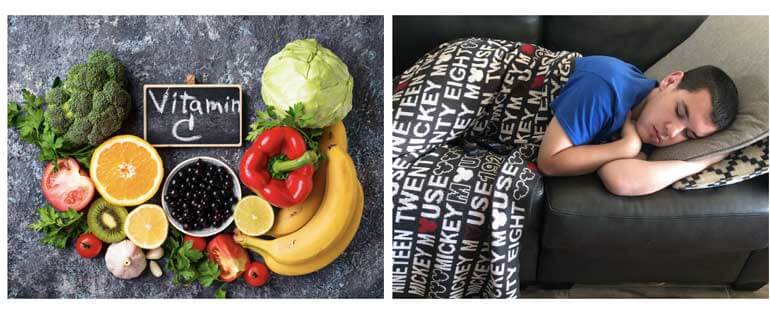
[{"x1": 6, "y1": 16, "x2": 384, "y2": 298}]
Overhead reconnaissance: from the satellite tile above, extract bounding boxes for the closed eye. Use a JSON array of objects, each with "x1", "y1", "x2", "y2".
[
  {"x1": 676, "y1": 101, "x2": 688, "y2": 119},
  {"x1": 677, "y1": 101, "x2": 698, "y2": 139}
]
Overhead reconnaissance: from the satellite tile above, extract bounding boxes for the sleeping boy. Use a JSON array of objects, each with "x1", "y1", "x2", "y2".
[
  {"x1": 393, "y1": 39, "x2": 738, "y2": 197},
  {"x1": 536, "y1": 56, "x2": 738, "y2": 195}
]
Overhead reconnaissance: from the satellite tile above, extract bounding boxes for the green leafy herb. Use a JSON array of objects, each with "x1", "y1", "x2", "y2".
[
  {"x1": 28, "y1": 205, "x2": 88, "y2": 249},
  {"x1": 197, "y1": 259, "x2": 221, "y2": 287},
  {"x1": 8, "y1": 102, "x2": 21, "y2": 126},
  {"x1": 8, "y1": 90, "x2": 45, "y2": 145},
  {"x1": 247, "y1": 102, "x2": 323, "y2": 152},
  {"x1": 62, "y1": 145, "x2": 96, "y2": 169},
  {"x1": 214, "y1": 283, "x2": 228, "y2": 299},
  {"x1": 164, "y1": 229, "x2": 221, "y2": 288},
  {"x1": 7, "y1": 89, "x2": 95, "y2": 167}
]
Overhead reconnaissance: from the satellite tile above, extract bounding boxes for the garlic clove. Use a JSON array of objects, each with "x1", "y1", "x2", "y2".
[
  {"x1": 149, "y1": 261, "x2": 163, "y2": 278},
  {"x1": 146, "y1": 247, "x2": 164, "y2": 260}
]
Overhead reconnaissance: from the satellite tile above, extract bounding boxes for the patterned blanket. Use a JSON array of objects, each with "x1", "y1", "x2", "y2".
[{"x1": 392, "y1": 38, "x2": 580, "y2": 298}]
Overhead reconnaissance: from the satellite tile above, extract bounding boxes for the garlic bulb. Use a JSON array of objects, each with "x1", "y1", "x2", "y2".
[{"x1": 105, "y1": 240, "x2": 147, "y2": 280}]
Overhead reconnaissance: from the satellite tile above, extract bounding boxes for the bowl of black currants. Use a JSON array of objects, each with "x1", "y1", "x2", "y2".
[{"x1": 161, "y1": 157, "x2": 241, "y2": 237}]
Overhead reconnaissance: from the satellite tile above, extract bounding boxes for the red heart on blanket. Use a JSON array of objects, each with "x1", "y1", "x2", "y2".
[
  {"x1": 527, "y1": 162, "x2": 539, "y2": 172},
  {"x1": 418, "y1": 218, "x2": 438, "y2": 234},
  {"x1": 530, "y1": 75, "x2": 545, "y2": 90},
  {"x1": 395, "y1": 81, "x2": 409, "y2": 92},
  {"x1": 520, "y1": 43, "x2": 535, "y2": 56}
]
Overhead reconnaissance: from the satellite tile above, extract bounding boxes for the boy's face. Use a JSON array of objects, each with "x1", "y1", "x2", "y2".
[{"x1": 634, "y1": 71, "x2": 719, "y2": 147}]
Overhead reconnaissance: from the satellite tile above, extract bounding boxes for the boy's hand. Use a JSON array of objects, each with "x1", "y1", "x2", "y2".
[{"x1": 620, "y1": 115, "x2": 642, "y2": 158}]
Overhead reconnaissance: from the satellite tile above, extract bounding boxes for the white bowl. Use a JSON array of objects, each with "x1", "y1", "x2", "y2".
[{"x1": 161, "y1": 156, "x2": 241, "y2": 237}]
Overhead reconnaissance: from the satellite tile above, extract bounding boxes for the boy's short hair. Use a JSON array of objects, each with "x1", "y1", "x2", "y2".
[{"x1": 677, "y1": 65, "x2": 739, "y2": 131}]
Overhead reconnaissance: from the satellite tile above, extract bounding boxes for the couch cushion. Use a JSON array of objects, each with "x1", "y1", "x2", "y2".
[
  {"x1": 541, "y1": 174, "x2": 768, "y2": 252},
  {"x1": 537, "y1": 248, "x2": 749, "y2": 284},
  {"x1": 647, "y1": 16, "x2": 769, "y2": 161}
]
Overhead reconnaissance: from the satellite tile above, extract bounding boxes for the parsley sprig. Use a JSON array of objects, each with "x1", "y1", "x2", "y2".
[
  {"x1": 28, "y1": 205, "x2": 88, "y2": 249},
  {"x1": 247, "y1": 103, "x2": 323, "y2": 152},
  {"x1": 7, "y1": 88, "x2": 95, "y2": 168},
  {"x1": 163, "y1": 229, "x2": 221, "y2": 288},
  {"x1": 215, "y1": 283, "x2": 229, "y2": 299}
]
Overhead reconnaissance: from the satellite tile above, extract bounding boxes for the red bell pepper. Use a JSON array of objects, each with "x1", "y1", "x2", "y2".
[
  {"x1": 207, "y1": 234, "x2": 250, "y2": 282},
  {"x1": 239, "y1": 126, "x2": 318, "y2": 208}
]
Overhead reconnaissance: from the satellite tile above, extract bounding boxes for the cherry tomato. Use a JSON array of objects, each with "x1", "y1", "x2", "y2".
[
  {"x1": 42, "y1": 158, "x2": 95, "y2": 212},
  {"x1": 243, "y1": 261, "x2": 270, "y2": 287},
  {"x1": 183, "y1": 235, "x2": 207, "y2": 251},
  {"x1": 75, "y1": 233, "x2": 103, "y2": 259},
  {"x1": 207, "y1": 234, "x2": 250, "y2": 282}
]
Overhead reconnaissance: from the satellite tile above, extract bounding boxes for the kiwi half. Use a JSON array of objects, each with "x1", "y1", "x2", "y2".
[{"x1": 87, "y1": 198, "x2": 128, "y2": 243}]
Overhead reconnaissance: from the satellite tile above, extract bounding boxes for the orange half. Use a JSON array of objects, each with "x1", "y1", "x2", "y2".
[{"x1": 90, "y1": 135, "x2": 164, "y2": 206}]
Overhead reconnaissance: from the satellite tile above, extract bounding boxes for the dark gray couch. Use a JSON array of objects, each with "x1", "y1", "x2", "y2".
[{"x1": 393, "y1": 15, "x2": 768, "y2": 291}]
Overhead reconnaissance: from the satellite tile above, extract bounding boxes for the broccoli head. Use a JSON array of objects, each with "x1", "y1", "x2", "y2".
[
  {"x1": 45, "y1": 87, "x2": 69, "y2": 105},
  {"x1": 43, "y1": 50, "x2": 130, "y2": 147},
  {"x1": 44, "y1": 105, "x2": 71, "y2": 134},
  {"x1": 87, "y1": 50, "x2": 128, "y2": 87}
]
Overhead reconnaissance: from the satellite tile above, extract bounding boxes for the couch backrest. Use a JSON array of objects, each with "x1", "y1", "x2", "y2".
[
  {"x1": 393, "y1": 16, "x2": 541, "y2": 75},
  {"x1": 393, "y1": 16, "x2": 707, "y2": 75},
  {"x1": 542, "y1": 16, "x2": 706, "y2": 71}
]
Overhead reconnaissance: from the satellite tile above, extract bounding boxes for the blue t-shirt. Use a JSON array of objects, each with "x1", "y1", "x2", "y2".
[{"x1": 550, "y1": 56, "x2": 658, "y2": 145}]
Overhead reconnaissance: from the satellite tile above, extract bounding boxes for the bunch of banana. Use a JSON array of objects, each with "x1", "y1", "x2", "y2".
[
  {"x1": 234, "y1": 122, "x2": 364, "y2": 276},
  {"x1": 266, "y1": 121, "x2": 348, "y2": 237}
]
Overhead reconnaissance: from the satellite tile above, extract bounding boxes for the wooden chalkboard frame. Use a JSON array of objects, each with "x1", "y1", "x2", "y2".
[{"x1": 143, "y1": 84, "x2": 243, "y2": 148}]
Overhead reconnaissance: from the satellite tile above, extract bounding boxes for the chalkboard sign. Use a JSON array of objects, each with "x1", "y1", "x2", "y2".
[{"x1": 143, "y1": 85, "x2": 242, "y2": 147}]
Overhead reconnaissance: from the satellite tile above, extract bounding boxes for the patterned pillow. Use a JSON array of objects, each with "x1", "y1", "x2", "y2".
[{"x1": 672, "y1": 138, "x2": 768, "y2": 190}]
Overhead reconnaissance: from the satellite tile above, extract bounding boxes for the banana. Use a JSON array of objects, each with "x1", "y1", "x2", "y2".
[
  {"x1": 322, "y1": 120, "x2": 348, "y2": 152},
  {"x1": 266, "y1": 162, "x2": 328, "y2": 237},
  {"x1": 236, "y1": 146, "x2": 358, "y2": 265},
  {"x1": 236, "y1": 182, "x2": 364, "y2": 276},
  {"x1": 267, "y1": 121, "x2": 348, "y2": 237}
]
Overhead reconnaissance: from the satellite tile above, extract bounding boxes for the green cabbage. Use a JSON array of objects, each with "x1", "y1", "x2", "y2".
[{"x1": 260, "y1": 38, "x2": 353, "y2": 129}]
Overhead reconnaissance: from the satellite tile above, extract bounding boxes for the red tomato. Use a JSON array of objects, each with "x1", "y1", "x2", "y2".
[
  {"x1": 75, "y1": 233, "x2": 103, "y2": 259},
  {"x1": 183, "y1": 235, "x2": 207, "y2": 251},
  {"x1": 207, "y1": 234, "x2": 250, "y2": 282},
  {"x1": 41, "y1": 158, "x2": 95, "y2": 212},
  {"x1": 243, "y1": 261, "x2": 270, "y2": 287}
]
